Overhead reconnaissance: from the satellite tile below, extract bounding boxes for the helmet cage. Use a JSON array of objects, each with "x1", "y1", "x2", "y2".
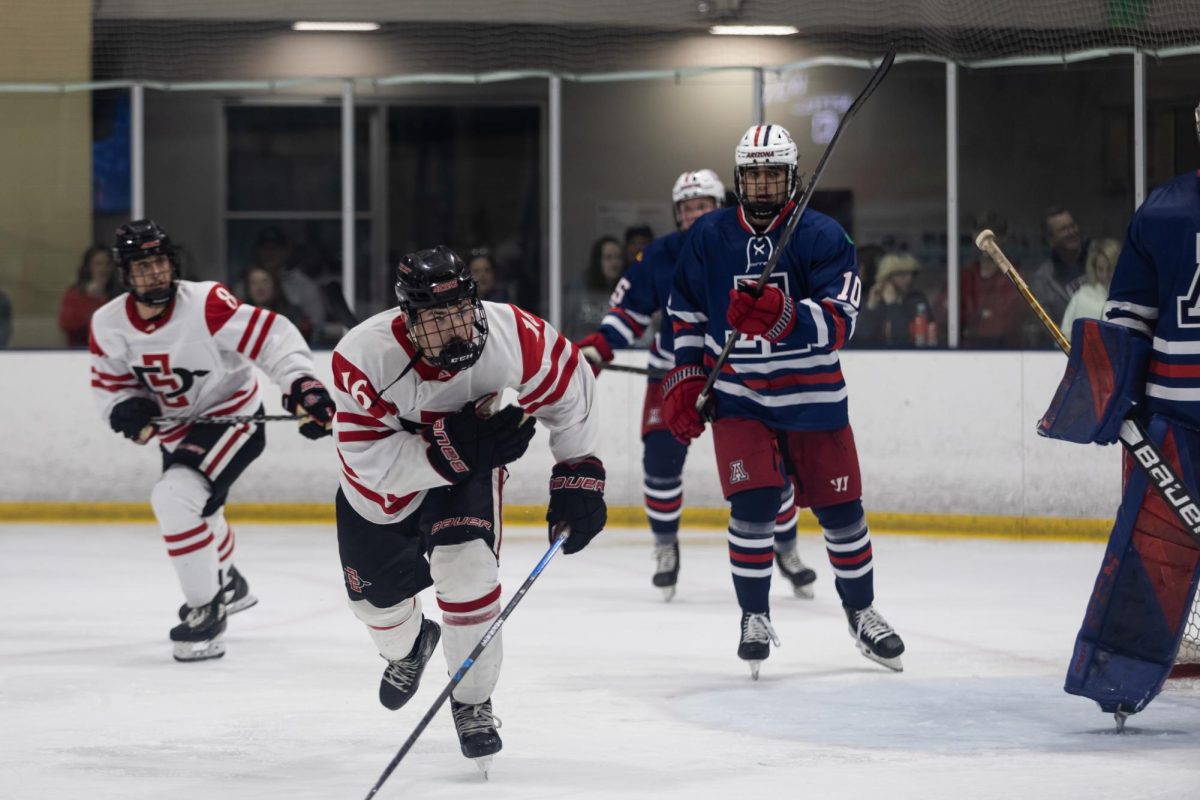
[
  {"x1": 113, "y1": 220, "x2": 180, "y2": 306},
  {"x1": 395, "y1": 246, "x2": 489, "y2": 371},
  {"x1": 734, "y1": 164, "x2": 798, "y2": 219}
]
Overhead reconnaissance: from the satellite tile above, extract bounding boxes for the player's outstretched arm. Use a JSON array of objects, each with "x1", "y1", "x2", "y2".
[
  {"x1": 577, "y1": 253, "x2": 656, "y2": 374},
  {"x1": 662, "y1": 233, "x2": 711, "y2": 443}
]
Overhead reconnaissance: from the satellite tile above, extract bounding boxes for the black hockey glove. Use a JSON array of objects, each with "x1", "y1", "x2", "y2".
[
  {"x1": 546, "y1": 457, "x2": 607, "y2": 554},
  {"x1": 422, "y1": 402, "x2": 537, "y2": 483},
  {"x1": 109, "y1": 397, "x2": 160, "y2": 443},
  {"x1": 283, "y1": 376, "x2": 335, "y2": 440}
]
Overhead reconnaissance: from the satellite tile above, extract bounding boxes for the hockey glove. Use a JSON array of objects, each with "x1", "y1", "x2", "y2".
[
  {"x1": 109, "y1": 397, "x2": 160, "y2": 444},
  {"x1": 283, "y1": 376, "x2": 335, "y2": 440},
  {"x1": 661, "y1": 364, "x2": 708, "y2": 445},
  {"x1": 423, "y1": 402, "x2": 537, "y2": 483},
  {"x1": 727, "y1": 283, "x2": 796, "y2": 343},
  {"x1": 576, "y1": 332, "x2": 614, "y2": 377},
  {"x1": 546, "y1": 457, "x2": 607, "y2": 554}
]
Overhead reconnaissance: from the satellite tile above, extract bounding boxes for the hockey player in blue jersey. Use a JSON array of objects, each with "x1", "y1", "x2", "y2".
[
  {"x1": 1039, "y1": 103, "x2": 1200, "y2": 720},
  {"x1": 664, "y1": 124, "x2": 905, "y2": 677},
  {"x1": 577, "y1": 170, "x2": 817, "y2": 601}
]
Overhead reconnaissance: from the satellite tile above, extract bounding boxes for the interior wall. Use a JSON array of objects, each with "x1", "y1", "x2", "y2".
[{"x1": 0, "y1": 1, "x2": 92, "y2": 346}]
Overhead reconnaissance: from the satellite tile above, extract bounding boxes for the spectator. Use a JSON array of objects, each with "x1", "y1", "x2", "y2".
[
  {"x1": 565, "y1": 235, "x2": 624, "y2": 339},
  {"x1": 624, "y1": 225, "x2": 654, "y2": 264},
  {"x1": 941, "y1": 212, "x2": 1025, "y2": 349},
  {"x1": 251, "y1": 227, "x2": 329, "y2": 339},
  {"x1": 855, "y1": 252, "x2": 937, "y2": 348},
  {"x1": 1027, "y1": 206, "x2": 1089, "y2": 346},
  {"x1": 58, "y1": 244, "x2": 120, "y2": 347},
  {"x1": 1062, "y1": 238, "x2": 1121, "y2": 341},
  {"x1": 243, "y1": 265, "x2": 314, "y2": 343},
  {"x1": 0, "y1": 288, "x2": 11, "y2": 348},
  {"x1": 467, "y1": 247, "x2": 511, "y2": 303}
]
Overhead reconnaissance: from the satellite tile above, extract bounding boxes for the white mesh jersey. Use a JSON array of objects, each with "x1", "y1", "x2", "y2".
[
  {"x1": 332, "y1": 301, "x2": 600, "y2": 525},
  {"x1": 89, "y1": 280, "x2": 317, "y2": 450}
]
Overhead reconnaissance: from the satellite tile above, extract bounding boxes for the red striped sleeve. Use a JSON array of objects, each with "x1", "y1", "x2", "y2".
[
  {"x1": 337, "y1": 429, "x2": 397, "y2": 442},
  {"x1": 524, "y1": 343, "x2": 582, "y2": 414},
  {"x1": 205, "y1": 284, "x2": 241, "y2": 335},
  {"x1": 335, "y1": 411, "x2": 389, "y2": 428},
  {"x1": 248, "y1": 311, "x2": 277, "y2": 360},
  {"x1": 331, "y1": 352, "x2": 399, "y2": 418},
  {"x1": 518, "y1": 335, "x2": 567, "y2": 407},
  {"x1": 237, "y1": 308, "x2": 262, "y2": 354},
  {"x1": 821, "y1": 299, "x2": 847, "y2": 350},
  {"x1": 510, "y1": 305, "x2": 546, "y2": 384}
]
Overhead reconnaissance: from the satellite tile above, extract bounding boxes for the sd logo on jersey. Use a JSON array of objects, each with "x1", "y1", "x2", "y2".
[{"x1": 133, "y1": 353, "x2": 210, "y2": 408}]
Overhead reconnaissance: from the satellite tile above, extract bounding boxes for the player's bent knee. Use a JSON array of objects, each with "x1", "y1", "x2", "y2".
[
  {"x1": 150, "y1": 465, "x2": 211, "y2": 521},
  {"x1": 812, "y1": 499, "x2": 866, "y2": 539},
  {"x1": 430, "y1": 539, "x2": 499, "y2": 602},
  {"x1": 730, "y1": 486, "x2": 784, "y2": 523}
]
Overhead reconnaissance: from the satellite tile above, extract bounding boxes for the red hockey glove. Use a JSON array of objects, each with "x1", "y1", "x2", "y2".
[
  {"x1": 726, "y1": 283, "x2": 796, "y2": 342},
  {"x1": 576, "y1": 332, "x2": 614, "y2": 377},
  {"x1": 283, "y1": 376, "x2": 335, "y2": 440},
  {"x1": 661, "y1": 364, "x2": 708, "y2": 445}
]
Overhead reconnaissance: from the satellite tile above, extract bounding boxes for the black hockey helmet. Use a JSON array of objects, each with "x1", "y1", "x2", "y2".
[
  {"x1": 395, "y1": 245, "x2": 489, "y2": 371},
  {"x1": 113, "y1": 219, "x2": 179, "y2": 306}
]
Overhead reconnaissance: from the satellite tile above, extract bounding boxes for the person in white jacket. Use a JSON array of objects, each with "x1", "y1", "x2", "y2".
[{"x1": 1062, "y1": 238, "x2": 1121, "y2": 341}]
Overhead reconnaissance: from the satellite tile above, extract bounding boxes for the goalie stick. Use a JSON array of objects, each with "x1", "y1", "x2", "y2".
[
  {"x1": 976, "y1": 229, "x2": 1200, "y2": 549},
  {"x1": 697, "y1": 46, "x2": 896, "y2": 411}
]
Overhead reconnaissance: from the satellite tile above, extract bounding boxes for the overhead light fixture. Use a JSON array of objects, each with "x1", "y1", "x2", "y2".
[
  {"x1": 709, "y1": 25, "x2": 799, "y2": 36},
  {"x1": 292, "y1": 21, "x2": 381, "y2": 32}
]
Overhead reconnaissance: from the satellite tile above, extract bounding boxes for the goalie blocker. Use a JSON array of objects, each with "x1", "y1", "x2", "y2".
[{"x1": 1041, "y1": 318, "x2": 1200, "y2": 714}]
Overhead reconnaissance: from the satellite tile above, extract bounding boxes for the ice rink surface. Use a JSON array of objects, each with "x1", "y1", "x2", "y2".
[{"x1": 2, "y1": 523, "x2": 1198, "y2": 800}]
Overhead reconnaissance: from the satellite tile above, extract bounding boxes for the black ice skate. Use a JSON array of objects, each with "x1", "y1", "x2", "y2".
[
  {"x1": 170, "y1": 593, "x2": 227, "y2": 662},
  {"x1": 652, "y1": 541, "x2": 680, "y2": 601},
  {"x1": 451, "y1": 697, "x2": 503, "y2": 778},
  {"x1": 845, "y1": 604, "x2": 905, "y2": 672},
  {"x1": 379, "y1": 617, "x2": 441, "y2": 710},
  {"x1": 737, "y1": 611, "x2": 780, "y2": 680},
  {"x1": 774, "y1": 547, "x2": 817, "y2": 599},
  {"x1": 177, "y1": 564, "x2": 257, "y2": 621}
]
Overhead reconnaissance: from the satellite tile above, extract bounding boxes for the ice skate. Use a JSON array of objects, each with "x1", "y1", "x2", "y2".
[
  {"x1": 177, "y1": 564, "x2": 257, "y2": 621},
  {"x1": 737, "y1": 611, "x2": 780, "y2": 680},
  {"x1": 379, "y1": 617, "x2": 441, "y2": 710},
  {"x1": 774, "y1": 547, "x2": 817, "y2": 599},
  {"x1": 652, "y1": 541, "x2": 680, "y2": 601},
  {"x1": 169, "y1": 594, "x2": 227, "y2": 662},
  {"x1": 845, "y1": 604, "x2": 905, "y2": 671},
  {"x1": 451, "y1": 697, "x2": 502, "y2": 778}
]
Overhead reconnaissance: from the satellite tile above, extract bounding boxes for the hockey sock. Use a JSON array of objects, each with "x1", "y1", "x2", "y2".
[
  {"x1": 815, "y1": 500, "x2": 873, "y2": 610},
  {"x1": 207, "y1": 508, "x2": 237, "y2": 568},
  {"x1": 350, "y1": 596, "x2": 423, "y2": 660},
  {"x1": 728, "y1": 487, "x2": 781, "y2": 614},
  {"x1": 431, "y1": 539, "x2": 503, "y2": 706},
  {"x1": 773, "y1": 481, "x2": 799, "y2": 552},
  {"x1": 643, "y1": 430, "x2": 686, "y2": 544},
  {"x1": 151, "y1": 466, "x2": 222, "y2": 608}
]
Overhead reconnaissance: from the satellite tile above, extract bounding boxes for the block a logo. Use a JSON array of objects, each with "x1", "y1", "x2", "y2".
[{"x1": 729, "y1": 459, "x2": 750, "y2": 484}]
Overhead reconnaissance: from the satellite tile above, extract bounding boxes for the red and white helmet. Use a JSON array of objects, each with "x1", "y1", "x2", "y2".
[
  {"x1": 671, "y1": 169, "x2": 725, "y2": 228},
  {"x1": 734, "y1": 123, "x2": 799, "y2": 218}
]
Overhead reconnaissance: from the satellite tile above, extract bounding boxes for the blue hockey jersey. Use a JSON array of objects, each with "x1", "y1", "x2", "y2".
[
  {"x1": 597, "y1": 230, "x2": 685, "y2": 373},
  {"x1": 668, "y1": 202, "x2": 860, "y2": 431},
  {"x1": 1105, "y1": 170, "x2": 1200, "y2": 427}
]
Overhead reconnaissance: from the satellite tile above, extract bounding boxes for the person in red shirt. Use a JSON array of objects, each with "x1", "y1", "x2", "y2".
[
  {"x1": 59, "y1": 244, "x2": 120, "y2": 347},
  {"x1": 939, "y1": 212, "x2": 1026, "y2": 349}
]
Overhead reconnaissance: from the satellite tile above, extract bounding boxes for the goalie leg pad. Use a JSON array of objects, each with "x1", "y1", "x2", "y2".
[
  {"x1": 1065, "y1": 414, "x2": 1200, "y2": 713},
  {"x1": 1039, "y1": 318, "x2": 1150, "y2": 445}
]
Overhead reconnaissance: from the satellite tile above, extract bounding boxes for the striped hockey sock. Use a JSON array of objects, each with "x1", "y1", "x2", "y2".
[
  {"x1": 727, "y1": 487, "x2": 780, "y2": 614},
  {"x1": 643, "y1": 475, "x2": 683, "y2": 545},
  {"x1": 817, "y1": 500, "x2": 874, "y2": 610}
]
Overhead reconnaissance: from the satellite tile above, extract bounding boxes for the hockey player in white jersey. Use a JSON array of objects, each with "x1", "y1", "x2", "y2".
[
  {"x1": 89, "y1": 220, "x2": 335, "y2": 662},
  {"x1": 331, "y1": 245, "x2": 606, "y2": 772}
]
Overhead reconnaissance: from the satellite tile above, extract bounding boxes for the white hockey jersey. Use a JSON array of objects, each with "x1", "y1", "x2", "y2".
[
  {"x1": 332, "y1": 301, "x2": 600, "y2": 525},
  {"x1": 89, "y1": 281, "x2": 317, "y2": 451}
]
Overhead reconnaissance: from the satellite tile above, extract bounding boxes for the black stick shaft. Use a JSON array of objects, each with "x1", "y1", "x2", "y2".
[
  {"x1": 697, "y1": 47, "x2": 896, "y2": 411},
  {"x1": 599, "y1": 361, "x2": 652, "y2": 376},
  {"x1": 151, "y1": 414, "x2": 298, "y2": 425},
  {"x1": 363, "y1": 526, "x2": 570, "y2": 799}
]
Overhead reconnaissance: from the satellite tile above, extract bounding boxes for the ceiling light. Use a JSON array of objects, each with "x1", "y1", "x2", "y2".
[
  {"x1": 709, "y1": 25, "x2": 799, "y2": 36},
  {"x1": 292, "y1": 21, "x2": 381, "y2": 32}
]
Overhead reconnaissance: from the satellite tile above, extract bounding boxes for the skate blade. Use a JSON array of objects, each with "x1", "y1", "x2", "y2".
[
  {"x1": 856, "y1": 641, "x2": 902, "y2": 672},
  {"x1": 660, "y1": 585, "x2": 677, "y2": 602},
  {"x1": 227, "y1": 593, "x2": 258, "y2": 615},
  {"x1": 172, "y1": 637, "x2": 225, "y2": 662},
  {"x1": 747, "y1": 660, "x2": 762, "y2": 680},
  {"x1": 792, "y1": 583, "x2": 815, "y2": 600},
  {"x1": 472, "y1": 756, "x2": 493, "y2": 779}
]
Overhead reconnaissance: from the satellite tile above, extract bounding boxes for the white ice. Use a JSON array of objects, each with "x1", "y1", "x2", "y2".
[{"x1": 2, "y1": 524, "x2": 1198, "y2": 800}]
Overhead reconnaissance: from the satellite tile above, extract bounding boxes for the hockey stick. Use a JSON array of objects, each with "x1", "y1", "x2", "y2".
[
  {"x1": 975, "y1": 230, "x2": 1200, "y2": 548},
  {"x1": 151, "y1": 414, "x2": 299, "y2": 425},
  {"x1": 599, "y1": 361, "x2": 652, "y2": 376},
  {"x1": 697, "y1": 46, "x2": 896, "y2": 411},
  {"x1": 363, "y1": 523, "x2": 571, "y2": 799}
]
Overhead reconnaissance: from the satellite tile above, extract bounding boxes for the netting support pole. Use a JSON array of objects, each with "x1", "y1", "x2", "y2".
[
  {"x1": 945, "y1": 62, "x2": 959, "y2": 349},
  {"x1": 341, "y1": 78, "x2": 356, "y2": 313},
  {"x1": 1133, "y1": 50, "x2": 1146, "y2": 210},
  {"x1": 752, "y1": 68, "x2": 764, "y2": 124},
  {"x1": 131, "y1": 83, "x2": 144, "y2": 220},
  {"x1": 548, "y1": 74, "x2": 563, "y2": 330}
]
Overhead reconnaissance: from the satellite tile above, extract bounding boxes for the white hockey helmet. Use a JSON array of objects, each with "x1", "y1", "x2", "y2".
[
  {"x1": 671, "y1": 169, "x2": 725, "y2": 228},
  {"x1": 734, "y1": 123, "x2": 799, "y2": 218}
]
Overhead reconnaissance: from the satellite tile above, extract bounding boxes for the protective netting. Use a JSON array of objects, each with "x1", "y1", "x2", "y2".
[
  {"x1": 76, "y1": 1, "x2": 1200, "y2": 85},
  {"x1": 1180, "y1": 597, "x2": 1200, "y2": 669}
]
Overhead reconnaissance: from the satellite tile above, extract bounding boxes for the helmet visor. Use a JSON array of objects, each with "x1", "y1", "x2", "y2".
[{"x1": 409, "y1": 297, "x2": 488, "y2": 370}]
